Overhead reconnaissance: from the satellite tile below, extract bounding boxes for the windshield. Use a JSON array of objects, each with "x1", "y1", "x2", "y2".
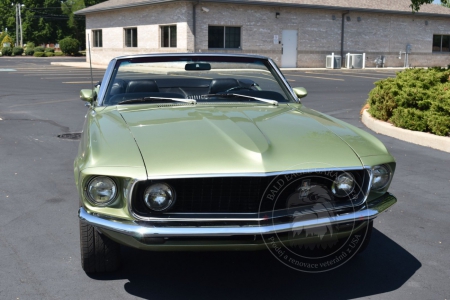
[{"x1": 102, "y1": 55, "x2": 296, "y2": 106}]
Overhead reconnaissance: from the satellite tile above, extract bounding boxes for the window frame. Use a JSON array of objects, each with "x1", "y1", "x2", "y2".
[
  {"x1": 124, "y1": 27, "x2": 138, "y2": 48},
  {"x1": 92, "y1": 29, "x2": 102, "y2": 48},
  {"x1": 432, "y1": 34, "x2": 450, "y2": 53},
  {"x1": 208, "y1": 25, "x2": 241, "y2": 49},
  {"x1": 160, "y1": 25, "x2": 177, "y2": 48}
]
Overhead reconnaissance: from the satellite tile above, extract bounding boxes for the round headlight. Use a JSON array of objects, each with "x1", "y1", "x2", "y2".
[
  {"x1": 331, "y1": 173, "x2": 355, "y2": 197},
  {"x1": 87, "y1": 176, "x2": 117, "y2": 206},
  {"x1": 372, "y1": 165, "x2": 391, "y2": 190},
  {"x1": 144, "y1": 183, "x2": 175, "y2": 212}
]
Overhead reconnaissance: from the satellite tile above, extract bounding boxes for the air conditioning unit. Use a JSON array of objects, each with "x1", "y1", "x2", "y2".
[
  {"x1": 326, "y1": 54, "x2": 341, "y2": 69},
  {"x1": 345, "y1": 53, "x2": 365, "y2": 69}
]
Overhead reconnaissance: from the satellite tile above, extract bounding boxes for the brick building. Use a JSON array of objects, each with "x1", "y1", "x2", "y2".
[{"x1": 75, "y1": 0, "x2": 450, "y2": 68}]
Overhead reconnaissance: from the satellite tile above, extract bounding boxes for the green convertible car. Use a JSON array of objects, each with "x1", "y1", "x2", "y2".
[{"x1": 75, "y1": 53, "x2": 396, "y2": 273}]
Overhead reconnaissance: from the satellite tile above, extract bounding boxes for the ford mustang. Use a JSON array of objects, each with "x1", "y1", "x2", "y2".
[{"x1": 75, "y1": 54, "x2": 396, "y2": 273}]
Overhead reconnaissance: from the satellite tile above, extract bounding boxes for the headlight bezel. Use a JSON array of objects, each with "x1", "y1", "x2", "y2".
[{"x1": 85, "y1": 176, "x2": 118, "y2": 207}]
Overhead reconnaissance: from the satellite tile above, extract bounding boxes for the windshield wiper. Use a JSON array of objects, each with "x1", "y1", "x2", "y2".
[
  {"x1": 205, "y1": 93, "x2": 278, "y2": 106},
  {"x1": 118, "y1": 97, "x2": 196, "y2": 105}
]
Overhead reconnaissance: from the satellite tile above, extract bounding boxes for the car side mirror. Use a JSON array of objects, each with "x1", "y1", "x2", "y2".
[
  {"x1": 80, "y1": 89, "x2": 96, "y2": 102},
  {"x1": 293, "y1": 87, "x2": 308, "y2": 99}
]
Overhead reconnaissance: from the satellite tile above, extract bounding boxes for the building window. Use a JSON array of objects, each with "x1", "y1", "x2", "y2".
[
  {"x1": 433, "y1": 34, "x2": 450, "y2": 52},
  {"x1": 208, "y1": 26, "x2": 241, "y2": 49},
  {"x1": 92, "y1": 30, "x2": 102, "y2": 47},
  {"x1": 125, "y1": 28, "x2": 138, "y2": 47},
  {"x1": 161, "y1": 25, "x2": 177, "y2": 48}
]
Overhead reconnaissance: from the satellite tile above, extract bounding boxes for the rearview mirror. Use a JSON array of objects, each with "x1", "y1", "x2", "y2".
[
  {"x1": 293, "y1": 87, "x2": 308, "y2": 99},
  {"x1": 185, "y1": 63, "x2": 211, "y2": 71},
  {"x1": 80, "y1": 89, "x2": 96, "y2": 102}
]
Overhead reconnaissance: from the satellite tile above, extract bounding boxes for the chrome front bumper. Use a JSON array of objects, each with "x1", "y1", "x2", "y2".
[{"x1": 79, "y1": 194, "x2": 396, "y2": 239}]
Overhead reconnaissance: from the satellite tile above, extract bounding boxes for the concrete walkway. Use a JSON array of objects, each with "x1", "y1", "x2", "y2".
[{"x1": 51, "y1": 61, "x2": 107, "y2": 69}]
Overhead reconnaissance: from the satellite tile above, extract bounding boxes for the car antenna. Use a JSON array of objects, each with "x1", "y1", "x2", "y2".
[{"x1": 87, "y1": 33, "x2": 95, "y2": 100}]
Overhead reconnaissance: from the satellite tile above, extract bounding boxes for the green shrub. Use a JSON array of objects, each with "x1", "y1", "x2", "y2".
[
  {"x1": 44, "y1": 52, "x2": 54, "y2": 57},
  {"x1": 33, "y1": 52, "x2": 45, "y2": 57},
  {"x1": 25, "y1": 42, "x2": 35, "y2": 49},
  {"x1": 1, "y1": 46, "x2": 12, "y2": 56},
  {"x1": 390, "y1": 108, "x2": 428, "y2": 132},
  {"x1": 427, "y1": 115, "x2": 450, "y2": 136},
  {"x1": 45, "y1": 47, "x2": 55, "y2": 53},
  {"x1": 54, "y1": 52, "x2": 64, "y2": 56},
  {"x1": 25, "y1": 48, "x2": 34, "y2": 56},
  {"x1": 59, "y1": 37, "x2": 80, "y2": 55},
  {"x1": 13, "y1": 47, "x2": 24, "y2": 56},
  {"x1": 367, "y1": 68, "x2": 450, "y2": 136},
  {"x1": 34, "y1": 46, "x2": 45, "y2": 53},
  {"x1": 368, "y1": 78, "x2": 398, "y2": 121}
]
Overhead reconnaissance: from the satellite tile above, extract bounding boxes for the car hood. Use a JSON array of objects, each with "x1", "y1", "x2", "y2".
[{"x1": 116, "y1": 104, "x2": 384, "y2": 178}]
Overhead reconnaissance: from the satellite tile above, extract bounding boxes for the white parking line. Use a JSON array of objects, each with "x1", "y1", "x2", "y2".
[
  {"x1": 8, "y1": 99, "x2": 74, "y2": 108},
  {"x1": 285, "y1": 74, "x2": 344, "y2": 81},
  {"x1": 305, "y1": 72, "x2": 388, "y2": 80}
]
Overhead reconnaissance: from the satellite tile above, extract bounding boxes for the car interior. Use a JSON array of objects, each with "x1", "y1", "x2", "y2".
[{"x1": 105, "y1": 77, "x2": 289, "y2": 105}]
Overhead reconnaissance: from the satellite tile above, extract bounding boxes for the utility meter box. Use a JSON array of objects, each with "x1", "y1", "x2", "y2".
[{"x1": 406, "y1": 44, "x2": 412, "y2": 54}]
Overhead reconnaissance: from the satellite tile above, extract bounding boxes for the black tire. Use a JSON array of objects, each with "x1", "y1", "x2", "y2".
[
  {"x1": 79, "y1": 221, "x2": 121, "y2": 273},
  {"x1": 356, "y1": 221, "x2": 373, "y2": 254}
]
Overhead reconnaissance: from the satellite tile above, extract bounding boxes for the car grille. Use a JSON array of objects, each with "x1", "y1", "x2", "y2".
[{"x1": 131, "y1": 169, "x2": 368, "y2": 217}]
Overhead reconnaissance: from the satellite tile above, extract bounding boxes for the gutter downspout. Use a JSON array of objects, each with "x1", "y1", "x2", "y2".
[
  {"x1": 193, "y1": 1, "x2": 200, "y2": 52},
  {"x1": 341, "y1": 10, "x2": 350, "y2": 67}
]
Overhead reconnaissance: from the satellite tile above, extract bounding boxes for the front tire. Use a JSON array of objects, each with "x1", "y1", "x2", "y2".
[
  {"x1": 356, "y1": 220, "x2": 373, "y2": 254},
  {"x1": 79, "y1": 221, "x2": 121, "y2": 273}
]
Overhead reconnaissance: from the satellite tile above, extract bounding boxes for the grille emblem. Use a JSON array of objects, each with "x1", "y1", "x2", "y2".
[{"x1": 298, "y1": 179, "x2": 311, "y2": 199}]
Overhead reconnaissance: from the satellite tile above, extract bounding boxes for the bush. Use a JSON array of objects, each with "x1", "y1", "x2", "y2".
[
  {"x1": 1, "y1": 46, "x2": 12, "y2": 56},
  {"x1": 25, "y1": 48, "x2": 34, "y2": 56},
  {"x1": 33, "y1": 52, "x2": 45, "y2": 57},
  {"x1": 13, "y1": 47, "x2": 24, "y2": 56},
  {"x1": 25, "y1": 42, "x2": 35, "y2": 49},
  {"x1": 59, "y1": 37, "x2": 80, "y2": 55},
  {"x1": 34, "y1": 46, "x2": 45, "y2": 53},
  {"x1": 390, "y1": 108, "x2": 428, "y2": 132},
  {"x1": 54, "y1": 52, "x2": 64, "y2": 56},
  {"x1": 44, "y1": 52, "x2": 54, "y2": 57},
  {"x1": 427, "y1": 115, "x2": 450, "y2": 136},
  {"x1": 45, "y1": 47, "x2": 55, "y2": 53},
  {"x1": 367, "y1": 68, "x2": 450, "y2": 136}
]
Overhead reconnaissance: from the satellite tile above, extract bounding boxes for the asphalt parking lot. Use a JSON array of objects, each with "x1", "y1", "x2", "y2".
[{"x1": 0, "y1": 57, "x2": 449, "y2": 300}]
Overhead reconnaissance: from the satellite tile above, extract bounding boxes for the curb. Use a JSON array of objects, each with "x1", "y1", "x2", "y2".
[{"x1": 361, "y1": 109, "x2": 450, "y2": 153}]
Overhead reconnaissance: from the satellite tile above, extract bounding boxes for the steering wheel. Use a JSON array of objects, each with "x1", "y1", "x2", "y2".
[{"x1": 225, "y1": 86, "x2": 254, "y2": 92}]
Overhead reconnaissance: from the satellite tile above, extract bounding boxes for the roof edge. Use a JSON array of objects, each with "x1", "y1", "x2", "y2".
[{"x1": 75, "y1": 0, "x2": 450, "y2": 18}]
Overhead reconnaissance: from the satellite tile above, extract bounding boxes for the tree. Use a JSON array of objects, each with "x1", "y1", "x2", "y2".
[
  {"x1": 410, "y1": 0, "x2": 449, "y2": 11},
  {"x1": 0, "y1": 0, "x2": 105, "y2": 47},
  {"x1": 1, "y1": 33, "x2": 13, "y2": 45},
  {"x1": 61, "y1": 0, "x2": 106, "y2": 48}
]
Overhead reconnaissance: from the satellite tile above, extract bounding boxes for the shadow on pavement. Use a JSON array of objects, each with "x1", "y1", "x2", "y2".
[{"x1": 89, "y1": 229, "x2": 420, "y2": 300}]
